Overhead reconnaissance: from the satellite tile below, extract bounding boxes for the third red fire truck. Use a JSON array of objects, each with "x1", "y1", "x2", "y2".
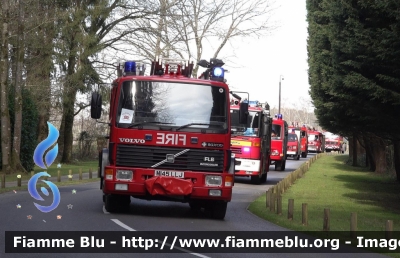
[
  {"x1": 288, "y1": 125, "x2": 308, "y2": 158},
  {"x1": 229, "y1": 100, "x2": 272, "y2": 184},
  {"x1": 270, "y1": 114, "x2": 288, "y2": 171},
  {"x1": 90, "y1": 58, "x2": 246, "y2": 219}
]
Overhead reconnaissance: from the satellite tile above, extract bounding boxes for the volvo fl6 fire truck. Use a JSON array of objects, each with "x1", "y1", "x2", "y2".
[
  {"x1": 288, "y1": 125, "x2": 308, "y2": 158},
  {"x1": 90, "y1": 58, "x2": 247, "y2": 220},
  {"x1": 270, "y1": 115, "x2": 288, "y2": 171},
  {"x1": 229, "y1": 100, "x2": 272, "y2": 184}
]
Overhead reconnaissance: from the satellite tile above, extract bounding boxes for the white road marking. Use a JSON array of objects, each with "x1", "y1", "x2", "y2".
[{"x1": 110, "y1": 219, "x2": 211, "y2": 258}]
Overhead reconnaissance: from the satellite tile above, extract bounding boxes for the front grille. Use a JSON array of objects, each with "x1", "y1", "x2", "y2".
[
  {"x1": 231, "y1": 147, "x2": 242, "y2": 154},
  {"x1": 116, "y1": 145, "x2": 224, "y2": 172}
]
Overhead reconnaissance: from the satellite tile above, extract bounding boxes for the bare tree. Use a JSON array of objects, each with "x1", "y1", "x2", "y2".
[
  {"x1": 123, "y1": 0, "x2": 276, "y2": 76},
  {"x1": 0, "y1": 0, "x2": 12, "y2": 174},
  {"x1": 170, "y1": 0, "x2": 276, "y2": 76},
  {"x1": 11, "y1": 0, "x2": 25, "y2": 172}
]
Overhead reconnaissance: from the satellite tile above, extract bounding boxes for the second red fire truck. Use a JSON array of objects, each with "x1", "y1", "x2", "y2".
[
  {"x1": 90, "y1": 58, "x2": 247, "y2": 219},
  {"x1": 229, "y1": 100, "x2": 272, "y2": 184}
]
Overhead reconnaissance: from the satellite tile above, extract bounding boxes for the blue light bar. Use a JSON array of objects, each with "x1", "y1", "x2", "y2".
[
  {"x1": 278, "y1": 114, "x2": 283, "y2": 119},
  {"x1": 248, "y1": 100, "x2": 259, "y2": 107},
  {"x1": 124, "y1": 61, "x2": 136, "y2": 75},
  {"x1": 211, "y1": 67, "x2": 224, "y2": 82}
]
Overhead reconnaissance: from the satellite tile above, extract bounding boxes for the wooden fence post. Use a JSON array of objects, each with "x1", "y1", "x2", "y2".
[
  {"x1": 266, "y1": 190, "x2": 270, "y2": 208},
  {"x1": 386, "y1": 220, "x2": 393, "y2": 240},
  {"x1": 302, "y1": 203, "x2": 308, "y2": 226},
  {"x1": 350, "y1": 212, "x2": 357, "y2": 239},
  {"x1": 270, "y1": 193, "x2": 276, "y2": 212},
  {"x1": 323, "y1": 208, "x2": 330, "y2": 231},
  {"x1": 69, "y1": 170, "x2": 72, "y2": 181},
  {"x1": 288, "y1": 199, "x2": 294, "y2": 220},
  {"x1": 277, "y1": 195, "x2": 282, "y2": 215}
]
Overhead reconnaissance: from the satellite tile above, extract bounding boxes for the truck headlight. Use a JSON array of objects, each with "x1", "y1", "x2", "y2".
[
  {"x1": 116, "y1": 170, "x2": 133, "y2": 180},
  {"x1": 205, "y1": 175, "x2": 222, "y2": 186}
]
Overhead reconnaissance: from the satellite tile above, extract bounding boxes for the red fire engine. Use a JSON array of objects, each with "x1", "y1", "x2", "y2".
[
  {"x1": 286, "y1": 132, "x2": 301, "y2": 160},
  {"x1": 324, "y1": 133, "x2": 343, "y2": 152},
  {"x1": 229, "y1": 100, "x2": 272, "y2": 184},
  {"x1": 307, "y1": 128, "x2": 325, "y2": 153},
  {"x1": 270, "y1": 115, "x2": 288, "y2": 171},
  {"x1": 90, "y1": 58, "x2": 246, "y2": 219},
  {"x1": 288, "y1": 125, "x2": 308, "y2": 158}
]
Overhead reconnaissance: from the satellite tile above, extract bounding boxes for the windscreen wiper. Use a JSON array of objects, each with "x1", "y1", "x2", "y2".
[
  {"x1": 127, "y1": 122, "x2": 174, "y2": 128},
  {"x1": 176, "y1": 123, "x2": 223, "y2": 131}
]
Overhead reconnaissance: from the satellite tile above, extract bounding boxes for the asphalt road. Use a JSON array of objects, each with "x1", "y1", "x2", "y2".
[{"x1": 0, "y1": 153, "x2": 386, "y2": 258}]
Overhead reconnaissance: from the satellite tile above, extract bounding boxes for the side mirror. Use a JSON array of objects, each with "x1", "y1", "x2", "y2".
[
  {"x1": 239, "y1": 102, "x2": 249, "y2": 124},
  {"x1": 91, "y1": 92, "x2": 102, "y2": 119}
]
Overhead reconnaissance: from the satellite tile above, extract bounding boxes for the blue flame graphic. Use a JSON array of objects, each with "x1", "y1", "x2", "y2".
[
  {"x1": 33, "y1": 122, "x2": 59, "y2": 169},
  {"x1": 28, "y1": 172, "x2": 60, "y2": 213},
  {"x1": 29, "y1": 122, "x2": 61, "y2": 213}
]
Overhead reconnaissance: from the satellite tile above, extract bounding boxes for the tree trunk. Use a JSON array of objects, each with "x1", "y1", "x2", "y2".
[
  {"x1": 351, "y1": 133, "x2": 358, "y2": 167},
  {"x1": 362, "y1": 134, "x2": 375, "y2": 171},
  {"x1": 393, "y1": 140, "x2": 400, "y2": 182},
  {"x1": 0, "y1": 0, "x2": 12, "y2": 174},
  {"x1": 368, "y1": 135, "x2": 387, "y2": 174},
  {"x1": 12, "y1": 0, "x2": 26, "y2": 173},
  {"x1": 60, "y1": 88, "x2": 77, "y2": 163}
]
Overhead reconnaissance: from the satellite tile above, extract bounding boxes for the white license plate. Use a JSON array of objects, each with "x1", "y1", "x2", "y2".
[
  {"x1": 115, "y1": 184, "x2": 128, "y2": 190},
  {"x1": 154, "y1": 170, "x2": 184, "y2": 178}
]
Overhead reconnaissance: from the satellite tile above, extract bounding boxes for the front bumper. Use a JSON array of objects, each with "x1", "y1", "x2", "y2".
[{"x1": 103, "y1": 168, "x2": 233, "y2": 201}]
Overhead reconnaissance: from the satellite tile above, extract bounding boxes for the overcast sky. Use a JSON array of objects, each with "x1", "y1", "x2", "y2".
[{"x1": 202, "y1": 0, "x2": 310, "y2": 110}]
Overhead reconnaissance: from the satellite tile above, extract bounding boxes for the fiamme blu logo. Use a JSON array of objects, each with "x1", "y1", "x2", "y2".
[{"x1": 28, "y1": 122, "x2": 61, "y2": 213}]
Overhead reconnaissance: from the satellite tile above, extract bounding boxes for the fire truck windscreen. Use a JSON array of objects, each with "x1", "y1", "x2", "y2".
[
  {"x1": 116, "y1": 81, "x2": 227, "y2": 133},
  {"x1": 272, "y1": 124, "x2": 282, "y2": 139},
  {"x1": 308, "y1": 135, "x2": 319, "y2": 141},
  {"x1": 230, "y1": 110, "x2": 260, "y2": 137},
  {"x1": 288, "y1": 133, "x2": 298, "y2": 142}
]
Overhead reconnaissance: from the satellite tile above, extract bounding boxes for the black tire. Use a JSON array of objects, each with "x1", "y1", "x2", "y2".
[
  {"x1": 105, "y1": 194, "x2": 131, "y2": 213},
  {"x1": 104, "y1": 194, "x2": 118, "y2": 213},
  {"x1": 260, "y1": 172, "x2": 267, "y2": 183},
  {"x1": 281, "y1": 160, "x2": 286, "y2": 171},
  {"x1": 274, "y1": 161, "x2": 281, "y2": 171},
  {"x1": 250, "y1": 175, "x2": 261, "y2": 184},
  {"x1": 189, "y1": 201, "x2": 202, "y2": 211},
  {"x1": 210, "y1": 201, "x2": 227, "y2": 220},
  {"x1": 296, "y1": 154, "x2": 300, "y2": 160},
  {"x1": 301, "y1": 151, "x2": 307, "y2": 158}
]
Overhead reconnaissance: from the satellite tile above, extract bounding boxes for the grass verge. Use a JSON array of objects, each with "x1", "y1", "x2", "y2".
[
  {"x1": 249, "y1": 155, "x2": 400, "y2": 256},
  {"x1": 0, "y1": 161, "x2": 98, "y2": 183},
  {"x1": 0, "y1": 178, "x2": 99, "y2": 194}
]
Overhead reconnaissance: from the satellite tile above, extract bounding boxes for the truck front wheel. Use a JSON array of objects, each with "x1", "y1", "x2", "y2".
[
  {"x1": 260, "y1": 172, "x2": 267, "y2": 183},
  {"x1": 209, "y1": 201, "x2": 227, "y2": 220},
  {"x1": 104, "y1": 194, "x2": 131, "y2": 213},
  {"x1": 189, "y1": 200, "x2": 202, "y2": 211},
  {"x1": 250, "y1": 175, "x2": 261, "y2": 184},
  {"x1": 274, "y1": 161, "x2": 280, "y2": 171}
]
